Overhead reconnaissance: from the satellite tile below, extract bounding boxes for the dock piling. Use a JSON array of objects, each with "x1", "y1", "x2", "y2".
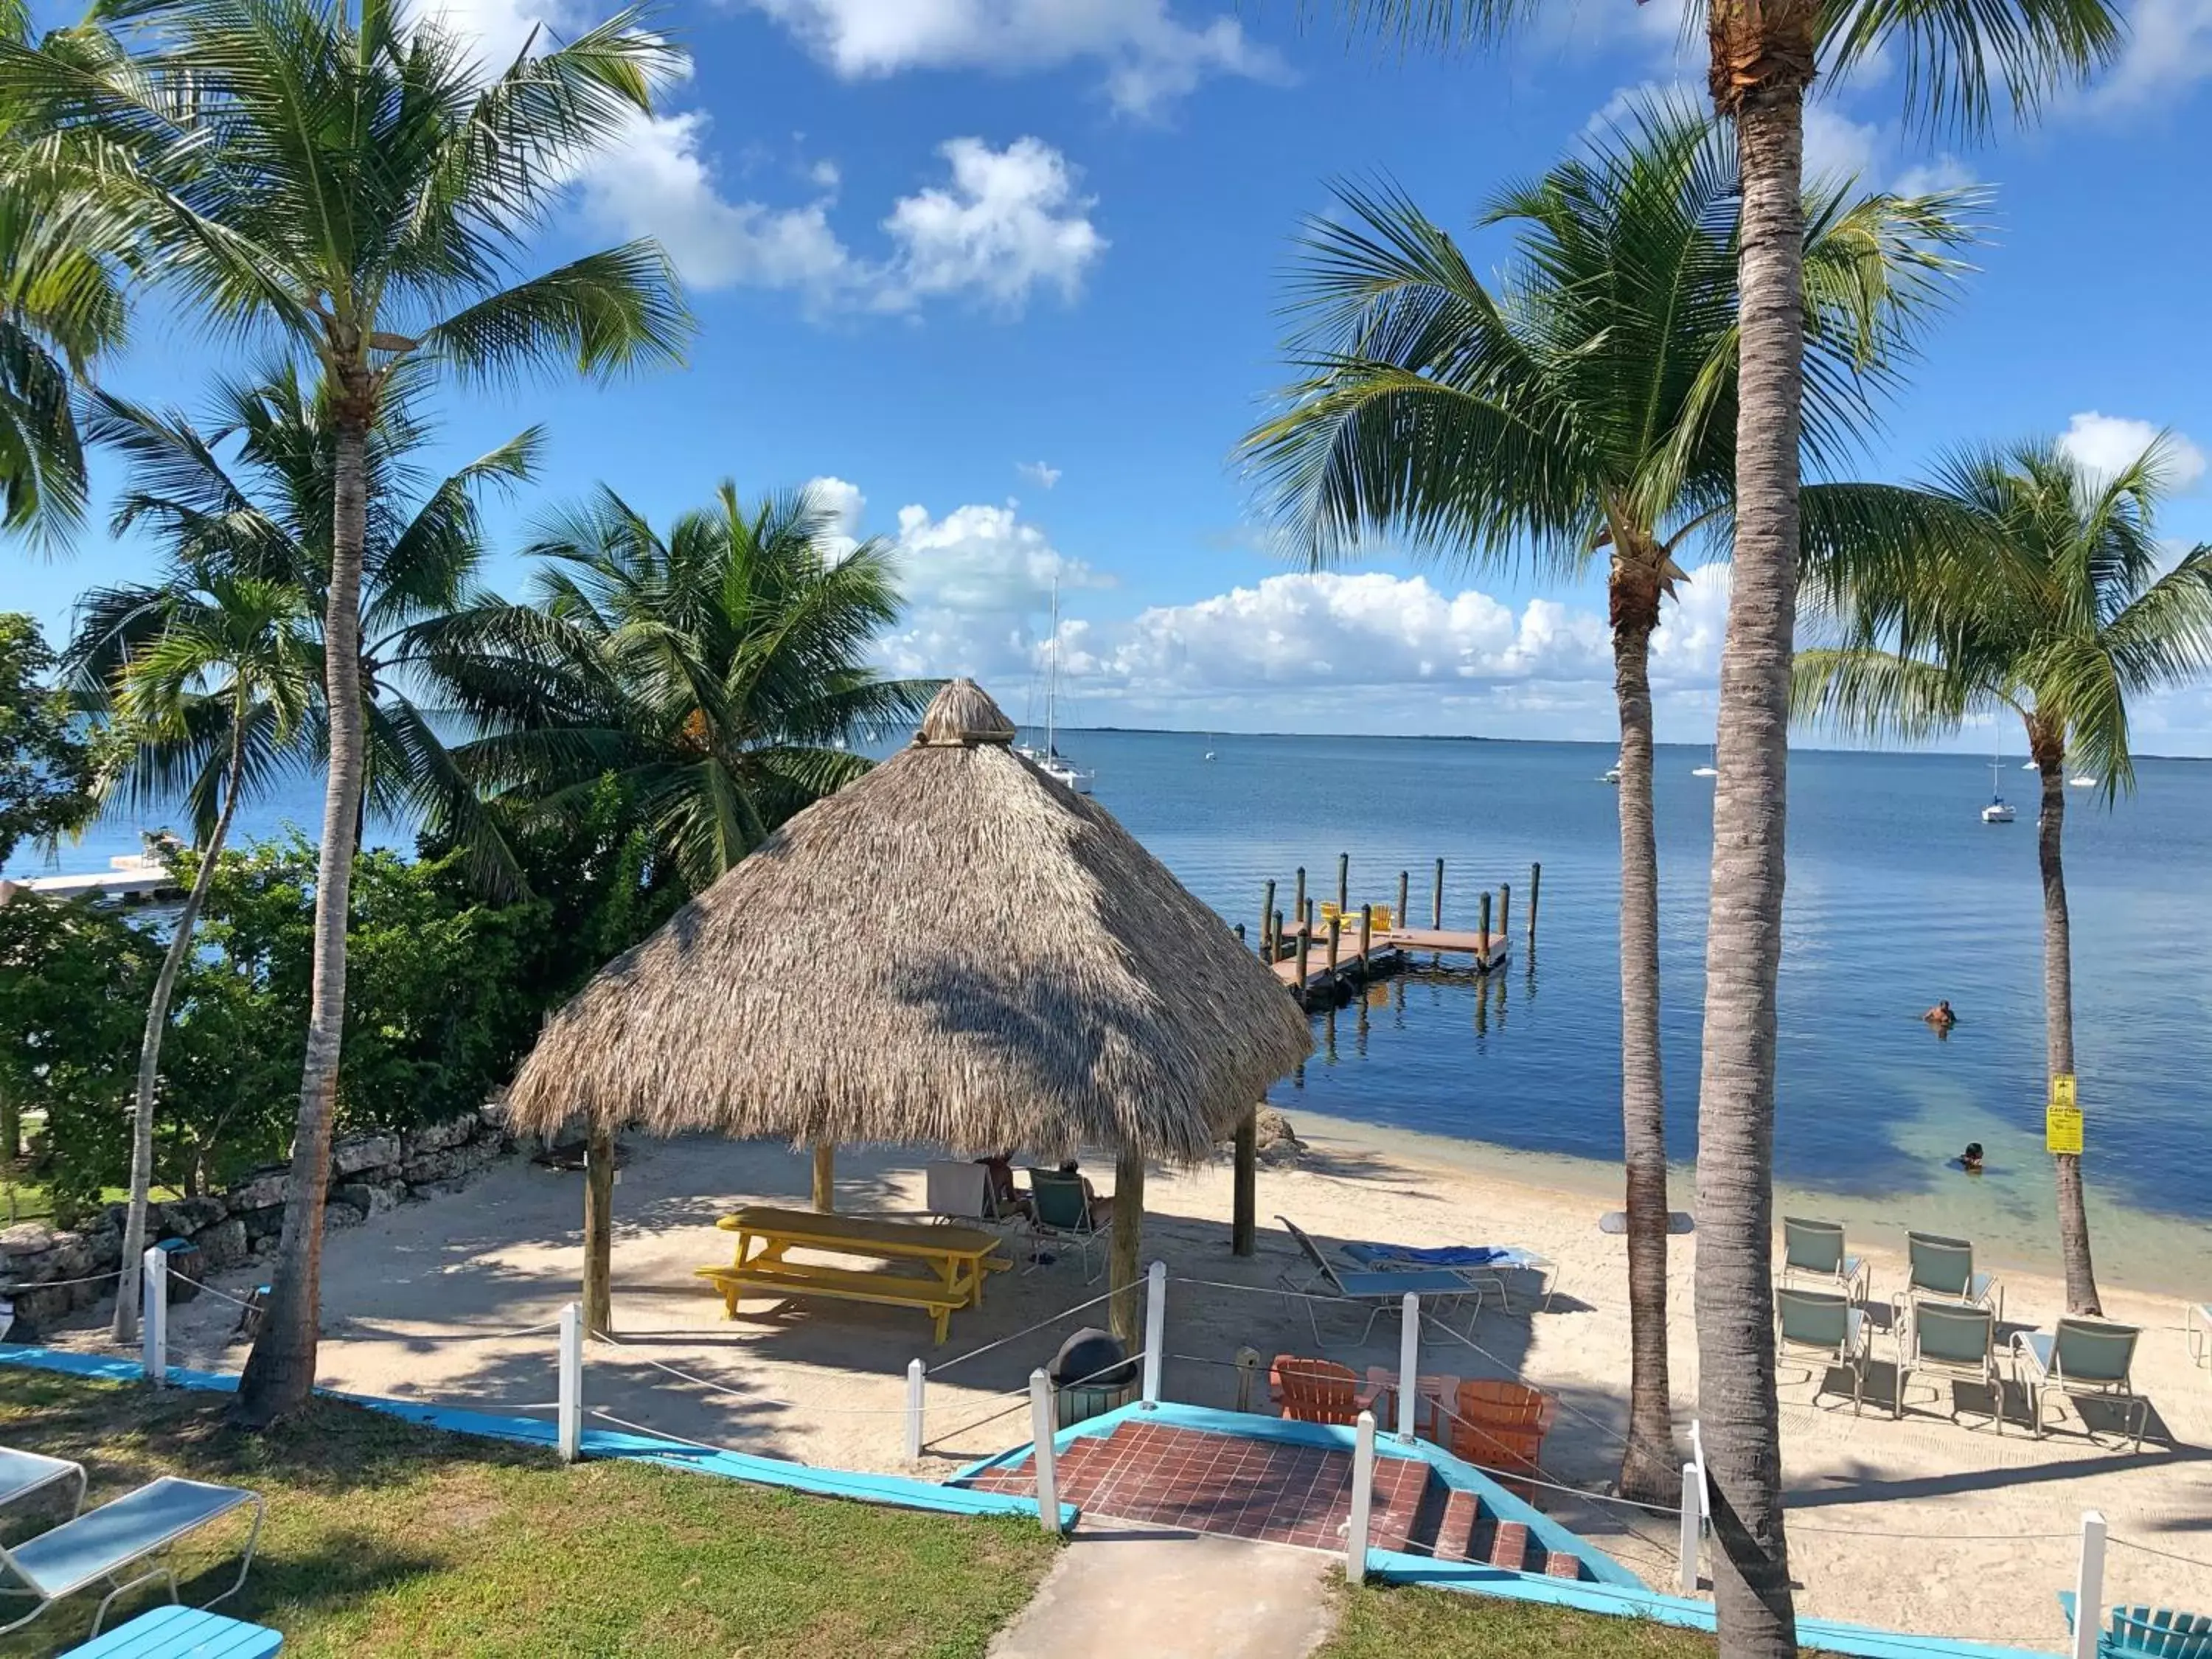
[
  {"x1": 1326, "y1": 913, "x2": 1342, "y2": 981},
  {"x1": 1395, "y1": 871, "x2": 1408, "y2": 932},
  {"x1": 1294, "y1": 913, "x2": 1312, "y2": 1006},
  {"x1": 1336, "y1": 853, "x2": 1349, "y2": 918},
  {"x1": 1499, "y1": 883, "x2": 1512, "y2": 956},
  {"x1": 1259, "y1": 879, "x2": 1276, "y2": 960},
  {"x1": 1357, "y1": 904, "x2": 1372, "y2": 980},
  {"x1": 1293, "y1": 867, "x2": 1307, "y2": 937},
  {"x1": 1527, "y1": 862, "x2": 1541, "y2": 948},
  {"x1": 1430, "y1": 859, "x2": 1444, "y2": 929},
  {"x1": 1479, "y1": 889, "x2": 1492, "y2": 952}
]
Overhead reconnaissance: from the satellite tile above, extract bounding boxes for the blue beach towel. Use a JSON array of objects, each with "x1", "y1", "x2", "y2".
[{"x1": 1343, "y1": 1242, "x2": 1540, "y2": 1270}]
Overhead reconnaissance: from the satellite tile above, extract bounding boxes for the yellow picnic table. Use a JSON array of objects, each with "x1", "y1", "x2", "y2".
[{"x1": 694, "y1": 1206, "x2": 1012, "y2": 1345}]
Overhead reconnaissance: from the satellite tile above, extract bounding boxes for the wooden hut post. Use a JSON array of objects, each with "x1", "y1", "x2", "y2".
[
  {"x1": 1431, "y1": 858, "x2": 1444, "y2": 929},
  {"x1": 1110, "y1": 1149, "x2": 1147, "y2": 1346},
  {"x1": 1527, "y1": 861, "x2": 1542, "y2": 949},
  {"x1": 1259, "y1": 880, "x2": 1276, "y2": 960},
  {"x1": 1232, "y1": 1107, "x2": 1258, "y2": 1258},
  {"x1": 812, "y1": 1144, "x2": 835, "y2": 1212},
  {"x1": 582, "y1": 1119, "x2": 615, "y2": 1335},
  {"x1": 1335, "y1": 853, "x2": 1349, "y2": 918}
]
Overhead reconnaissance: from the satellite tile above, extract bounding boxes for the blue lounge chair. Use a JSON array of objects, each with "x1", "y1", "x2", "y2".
[
  {"x1": 1342, "y1": 1240, "x2": 1557, "y2": 1312},
  {"x1": 1780, "y1": 1217, "x2": 1870, "y2": 1304},
  {"x1": 1905, "y1": 1231, "x2": 2002, "y2": 1322},
  {"x1": 64, "y1": 1604, "x2": 283, "y2": 1657},
  {"x1": 1775, "y1": 1287, "x2": 1871, "y2": 1415},
  {"x1": 0, "y1": 1446, "x2": 86, "y2": 1522},
  {"x1": 0, "y1": 1476, "x2": 264, "y2": 1639},
  {"x1": 2014, "y1": 1317, "x2": 2151, "y2": 1451},
  {"x1": 2059, "y1": 1591, "x2": 2212, "y2": 1658},
  {"x1": 1276, "y1": 1215, "x2": 1477, "y2": 1346},
  {"x1": 1893, "y1": 1298, "x2": 2002, "y2": 1432}
]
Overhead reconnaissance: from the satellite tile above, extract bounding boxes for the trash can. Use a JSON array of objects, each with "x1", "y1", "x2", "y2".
[{"x1": 1050, "y1": 1326, "x2": 1138, "y2": 1427}]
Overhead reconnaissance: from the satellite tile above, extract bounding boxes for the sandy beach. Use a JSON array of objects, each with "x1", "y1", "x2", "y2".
[{"x1": 61, "y1": 1115, "x2": 2211, "y2": 1651}]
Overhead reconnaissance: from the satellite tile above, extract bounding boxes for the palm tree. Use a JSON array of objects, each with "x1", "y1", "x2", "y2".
[
  {"x1": 1794, "y1": 437, "x2": 2212, "y2": 1316},
  {"x1": 1331, "y1": 7, "x2": 2121, "y2": 1648},
  {"x1": 428, "y1": 481, "x2": 939, "y2": 894},
  {"x1": 77, "y1": 568, "x2": 316, "y2": 1343},
  {"x1": 77, "y1": 369, "x2": 542, "y2": 890},
  {"x1": 0, "y1": 0, "x2": 692, "y2": 1422},
  {"x1": 1241, "y1": 100, "x2": 1970, "y2": 1503}
]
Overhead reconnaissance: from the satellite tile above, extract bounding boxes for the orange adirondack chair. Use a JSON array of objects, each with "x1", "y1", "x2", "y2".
[
  {"x1": 1268, "y1": 1356, "x2": 1386, "y2": 1425},
  {"x1": 1445, "y1": 1380, "x2": 1556, "y2": 1500}
]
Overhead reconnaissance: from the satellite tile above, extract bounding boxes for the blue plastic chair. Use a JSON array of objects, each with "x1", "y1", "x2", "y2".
[
  {"x1": 63, "y1": 1604, "x2": 283, "y2": 1657},
  {"x1": 2059, "y1": 1591, "x2": 2212, "y2": 1658}
]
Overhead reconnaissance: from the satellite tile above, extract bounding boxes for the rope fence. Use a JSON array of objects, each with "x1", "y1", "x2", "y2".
[{"x1": 2108, "y1": 1533, "x2": 2212, "y2": 1571}]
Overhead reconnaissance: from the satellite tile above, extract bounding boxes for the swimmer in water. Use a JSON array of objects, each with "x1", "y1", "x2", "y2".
[
  {"x1": 1958, "y1": 1141, "x2": 1984, "y2": 1174},
  {"x1": 1923, "y1": 999, "x2": 1957, "y2": 1029}
]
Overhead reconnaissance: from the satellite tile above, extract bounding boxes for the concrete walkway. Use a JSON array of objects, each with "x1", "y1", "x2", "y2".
[{"x1": 989, "y1": 1528, "x2": 1338, "y2": 1659}]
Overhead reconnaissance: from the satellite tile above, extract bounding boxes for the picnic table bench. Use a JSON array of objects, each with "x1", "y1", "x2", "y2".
[{"x1": 695, "y1": 1206, "x2": 1010, "y2": 1346}]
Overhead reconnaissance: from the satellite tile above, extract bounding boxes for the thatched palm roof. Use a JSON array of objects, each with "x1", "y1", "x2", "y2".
[{"x1": 507, "y1": 679, "x2": 1312, "y2": 1163}]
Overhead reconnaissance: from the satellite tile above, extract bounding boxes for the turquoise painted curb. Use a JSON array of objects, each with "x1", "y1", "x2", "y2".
[{"x1": 0, "y1": 1345, "x2": 1075, "y2": 1528}]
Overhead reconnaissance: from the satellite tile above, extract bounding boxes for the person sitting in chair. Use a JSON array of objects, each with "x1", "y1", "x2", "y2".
[
  {"x1": 975, "y1": 1152, "x2": 1032, "y2": 1220},
  {"x1": 1058, "y1": 1158, "x2": 1114, "y2": 1229}
]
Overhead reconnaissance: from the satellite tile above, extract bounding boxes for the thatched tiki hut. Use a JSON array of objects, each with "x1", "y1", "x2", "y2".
[{"x1": 506, "y1": 678, "x2": 1312, "y2": 1344}]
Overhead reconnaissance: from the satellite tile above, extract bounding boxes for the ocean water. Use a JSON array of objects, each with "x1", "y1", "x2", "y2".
[{"x1": 13, "y1": 731, "x2": 2211, "y2": 1290}]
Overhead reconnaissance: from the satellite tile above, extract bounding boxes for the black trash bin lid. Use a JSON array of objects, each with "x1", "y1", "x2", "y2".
[{"x1": 1050, "y1": 1326, "x2": 1135, "y2": 1390}]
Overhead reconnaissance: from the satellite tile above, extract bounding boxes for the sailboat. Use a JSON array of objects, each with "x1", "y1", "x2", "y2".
[
  {"x1": 1981, "y1": 758, "x2": 2016, "y2": 823},
  {"x1": 2068, "y1": 773, "x2": 2098, "y2": 788},
  {"x1": 1203, "y1": 732, "x2": 1217, "y2": 762},
  {"x1": 1691, "y1": 742, "x2": 1718, "y2": 779},
  {"x1": 1017, "y1": 577, "x2": 1093, "y2": 795}
]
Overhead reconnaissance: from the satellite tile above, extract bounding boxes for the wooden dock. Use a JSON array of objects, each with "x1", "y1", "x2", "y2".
[
  {"x1": 1268, "y1": 926, "x2": 1508, "y2": 1005},
  {"x1": 1251, "y1": 853, "x2": 1535, "y2": 1011}
]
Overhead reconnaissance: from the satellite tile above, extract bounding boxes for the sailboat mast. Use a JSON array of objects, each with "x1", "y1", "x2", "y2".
[{"x1": 1046, "y1": 576, "x2": 1058, "y2": 758}]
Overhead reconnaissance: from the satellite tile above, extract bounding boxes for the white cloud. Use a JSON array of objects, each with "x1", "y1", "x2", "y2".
[
  {"x1": 1892, "y1": 155, "x2": 1978, "y2": 197},
  {"x1": 805, "y1": 158, "x2": 843, "y2": 190},
  {"x1": 740, "y1": 0, "x2": 1287, "y2": 116},
  {"x1": 577, "y1": 127, "x2": 1104, "y2": 316},
  {"x1": 2079, "y1": 0, "x2": 2212, "y2": 111},
  {"x1": 865, "y1": 498, "x2": 1112, "y2": 680},
  {"x1": 2058, "y1": 412, "x2": 2208, "y2": 492},
  {"x1": 1801, "y1": 102, "x2": 1882, "y2": 186},
  {"x1": 1016, "y1": 460, "x2": 1062, "y2": 489}
]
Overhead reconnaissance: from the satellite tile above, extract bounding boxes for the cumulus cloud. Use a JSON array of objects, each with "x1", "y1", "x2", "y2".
[
  {"x1": 1801, "y1": 102, "x2": 1882, "y2": 186},
  {"x1": 2058, "y1": 412, "x2": 2208, "y2": 492},
  {"x1": 1016, "y1": 460, "x2": 1062, "y2": 489},
  {"x1": 577, "y1": 128, "x2": 1104, "y2": 315},
  {"x1": 2078, "y1": 0, "x2": 2212, "y2": 111},
  {"x1": 740, "y1": 0, "x2": 1287, "y2": 116}
]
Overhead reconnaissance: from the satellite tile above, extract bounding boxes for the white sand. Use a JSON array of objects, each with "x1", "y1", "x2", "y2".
[{"x1": 71, "y1": 1120, "x2": 2211, "y2": 1650}]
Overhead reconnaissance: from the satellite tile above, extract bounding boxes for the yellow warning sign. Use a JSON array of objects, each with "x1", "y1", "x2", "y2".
[{"x1": 2046, "y1": 1074, "x2": 2082, "y2": 1155}]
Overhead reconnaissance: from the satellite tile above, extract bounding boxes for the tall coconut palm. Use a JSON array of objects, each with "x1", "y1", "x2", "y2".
[
  {"x1": 0, "y1": 0, "x2": 692, "y2": 1422},
  {"x1": 425, "y1": 481, "x2": 940, "y2": 894},
  {"x1": 1241, "y1": 99, "x2": 1971, "y2": 1503},
  {"x1": 1794, "y1": 436, "x2": 2212, "y2": 1316},
  {"x1": 74, "y1": 369, "x2": 542, "y2": 890},
  {"x1": 1333, "y1": 7, "x2": 2121, "y2": 1648},
  {"x1": 77, "y1": 569, "x2": 316, "y2": 1343}
]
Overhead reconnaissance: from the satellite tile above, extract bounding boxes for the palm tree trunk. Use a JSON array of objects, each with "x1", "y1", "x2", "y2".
[
  {"x1": 1694, "y1": 40, "x2": 1812, "y2": 1653},
  {"x1": 1612, "y1": 571, "x2": 1675, "y2": 1504},
  {"x1": 113, "y1": 712, "x2": 248, "y2": 1344},
  {"x1": 2034, "y1": 741, "x2": 2101, "y2": 1314},
  {"x1": 234, "y1": 406, "x2": 371, "y2": 1426}
]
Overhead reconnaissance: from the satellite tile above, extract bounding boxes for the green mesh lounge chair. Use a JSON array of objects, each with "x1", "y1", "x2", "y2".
[
  {"x1": 1905, "y1": 1231, "x2": 2003, "y2": 1323},
  {"x1": 1780, "y1": 1217, "x2": 1870, "y2": 1302},
  {"x1": 1895, "y1": 1298, "x2": 2002, "y2": 1431},
  {"x1": 1775, "y1": 1287, "x2": 1871, "y2": 1414},
  {"x1": 1024, "y1": 1169, "x2": 1110, "y2": 1284},
  {"x1": 2058, "y1": 1592, "x2": 2212, "y2": 1658},
  {"x1": 2013, "y1": 1317, "x2": 2150, "y2": 1451}
]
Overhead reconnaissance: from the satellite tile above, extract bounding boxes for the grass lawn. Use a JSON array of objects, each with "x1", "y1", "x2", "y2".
[
  {"x1": 0, "y1": 1371, "x2": 1059, "y2": 1658},
  {"x1": 1317, "y1": 1583, "x2": 1731, "y2": 1659}
]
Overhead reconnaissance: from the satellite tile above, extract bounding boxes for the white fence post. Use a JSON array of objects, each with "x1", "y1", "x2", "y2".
[
  {"x1": 557, "y1": 1301, "x2": 582, "y2": 1464},
  {"x1": 1141, "y1": 1259, "x2": 1166, "y2": 1408},
  {"x1": 1677, "y1": 1461, "x2": 1703, "y2": 1593},
  {"x1": 2072, "y1": 1510, "x2": 2107, "y2": 1659},
  {"x1": 141, "y1": 1245, "x2": 167, "y2": 1385},
  {"x1": 1029, "y1": 1368, "x2": 1060, "y2": 1534},
  {"x1": 1345, "y1": 1411, "x2": 1377, "y2": 1582},
  {"x1": 905, "y1": 1359, "x2": 926, "y2": 1464},
  {"x1": 1395, "y1": 1293, "x2": 1419, "y2": 1441}
]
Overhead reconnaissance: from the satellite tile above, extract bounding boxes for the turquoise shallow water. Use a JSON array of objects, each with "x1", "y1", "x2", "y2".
[{"x1": 14, "y1": 728, "x2": 2211, "y2": 1290}]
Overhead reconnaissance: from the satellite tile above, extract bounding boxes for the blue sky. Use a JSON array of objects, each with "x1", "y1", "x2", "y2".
[{"x1": 13, "y1": 0, "x2": 2212, "y2": 751}]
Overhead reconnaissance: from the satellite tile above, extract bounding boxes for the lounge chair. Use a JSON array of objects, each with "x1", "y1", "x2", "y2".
[
  {"x1": 0, "y1": 1475, "x2": 265, "y2": 1639},
  {"x1": 1268, "y1": 1356, "x2": 1387, "y2": 1425},
  {"x1": 1276, "y1": 1215, "x2": 1476, "y2": 1347},
  {"x1": 2059, "y1": 1591, "x2": 2211, "y2": 1658},
  {"x1": 2012, "y1": 1317, "x2": 2150, "y2": 1451},
  {"x1": 0, "y1": 1447, "x2": 85, "y2": 1523},
  {"x1": 925, "y1": 1161, "x2": 1019, "y2": 1229},
  {"x1": 1905, "y1": 1231, "x2": 2002, "y2": 1322},
  {"x1": 1342, "y1": 1239, "x2": 1557, "y2": 1312},
  {"x1": 1775, "y1": 1287, "x2": 1872, "y2": 1415},
  {"x1": 1779, "y1": 1217, "x2": 1870, "y2": 1303},
  {"x1": 1439, "y1": 1380, "x2": 1555, "y2": 1502},
  {"x1": 2187, "y1": 1301, "x2": 2210, "y2": 1371},
  {"x1": 1894, "y1": 1298, "x2": 2002, "y2": 1431},
  {"x1": 1024, "y1": 1169, "x2": 1110, "y2": 1284}
]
